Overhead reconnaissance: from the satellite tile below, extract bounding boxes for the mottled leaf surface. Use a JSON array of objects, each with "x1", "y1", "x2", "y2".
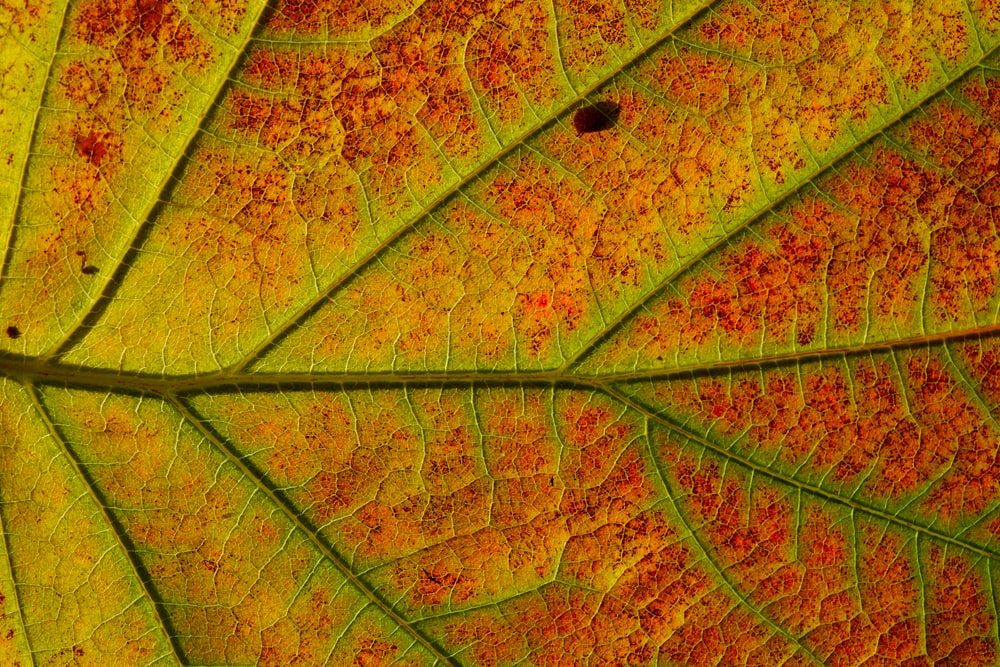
[{"x1": 2, "y1": 0, "x2": 1000, "y2": 664}]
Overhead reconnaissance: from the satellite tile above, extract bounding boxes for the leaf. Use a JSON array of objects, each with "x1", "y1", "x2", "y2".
[{"x1": 2, "y1": 0, "x2": 1000, "y2": 663}]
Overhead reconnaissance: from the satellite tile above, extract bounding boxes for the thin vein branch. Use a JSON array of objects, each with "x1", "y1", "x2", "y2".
[
  {"x1": 644, "y1": 420, "x2": 825, "y2": 665},
  {"x1": 603, "y1": 383, "x2": 1000, "y2": 563},
  {"x1": 164, "y1": 393, "x2": 461, "y2": 666},
  {"x1": 0, "y1": 466, "x2": 37, "y2": 667},
  {"x1": 602, "y1": 322, "x2": 1000, "y2": 384}
]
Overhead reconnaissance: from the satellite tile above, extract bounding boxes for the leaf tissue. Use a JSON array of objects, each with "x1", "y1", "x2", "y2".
[{"x1": 2, "y1": 0, "x2": 1000, "y2": 664}]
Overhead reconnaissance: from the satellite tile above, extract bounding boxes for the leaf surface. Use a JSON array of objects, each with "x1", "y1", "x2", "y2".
[{"x1": 3, "y1": 0, "x2": 1000, "y2": 664}]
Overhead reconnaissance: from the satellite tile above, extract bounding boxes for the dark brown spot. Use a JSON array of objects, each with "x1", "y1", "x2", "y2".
[
  {"x1": 77, "y1": 250, "x2": 98, "y2": 274},
  {"x1": 572, "y1": 101, "x2": 620, "y2": 135},
  {"x1": 5, "y1": 326, "x2": 20, "y2": 339}
]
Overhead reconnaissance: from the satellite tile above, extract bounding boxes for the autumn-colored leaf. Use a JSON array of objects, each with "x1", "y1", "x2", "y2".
[{"x1": 2, "y1": 0, "x2": 1000, "y2": 664}]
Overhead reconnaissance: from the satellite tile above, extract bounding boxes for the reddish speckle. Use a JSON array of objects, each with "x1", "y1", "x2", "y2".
[
  {"x1": 230, "y1": 24, "x2": 476, "y2": 221},
  {"x1": 619, "y1": 214, "x2": 832, "y2": 362},
  {"x1": 465, "y1": 2, "x2": 561, "y2": 125},
  {"x1": 659, "y1": 444, "x2": 810, "y2": 613},
  {"x1": 888, "y1": 107, "x2": 1000, "y2": 323},
  {"x1": 434, "y1": 559, "x2": 797, "y2": 667},
  {"x1": 904, "y1": 352, "x2": 1000, "y2": 526},
  {"x1": 970, "y1": 0, "x2": 1000, "y2": 33},
  {"x1": 350, "y1": 637, "x2": 396, "y2": 665},
  {"x1": 266, "y1": 0, "x2": 406, "y2": 34},
  {"x1": 480, "y1": 389, "x2": 559, "y2": 478},
  {"x1": 283, "y1": 152, "x2": 613, "y2": 368},
  {"x1": 554, "y1": 0, "x2": 658, "y2": 76},
  {"x1": 854, "y1": 524, "x2": 924, "y2": 663}
]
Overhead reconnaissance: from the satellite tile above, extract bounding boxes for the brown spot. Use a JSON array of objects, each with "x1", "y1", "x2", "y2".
[{"x1": 5, "y1": 326, "x2": 20, "y2": 339}]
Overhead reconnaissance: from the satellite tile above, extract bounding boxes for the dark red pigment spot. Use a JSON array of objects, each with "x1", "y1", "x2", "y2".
[
  {"x1": 74, "y1": 131, "x2": 108, "y2": 166},
  {"x1": 572, "y1": 101, "x2": 620, "y2": 135},
  {"x1": 5, "y1": 326, "x2": 20, "y2": 339}
]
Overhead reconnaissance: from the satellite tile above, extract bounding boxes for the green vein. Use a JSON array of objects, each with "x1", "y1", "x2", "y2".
[
  {"x1": 990, "y1": 559, "x2": 1000, "y2": 654},
  {"x1": 229, "y1": 0, "x2": 720, "y2": 374},
  {"x1": 643, "y1": 416, "x2": 826, "y2": 665},
  {"x1": 603, "y1": 383, "x2": 1000, "y2": 563},
  {"x1": 598, "y1": 322, "x2": 1000, "y2": 383},
  {"x1": 166, "y1": 393, "x2": 460, "y2": 666},
  {"x1": 562, "y1": 39, "x2": 1000, "y2": 373},
  {"x1": 43, "y1": 0, "x2": 274, "y2": 363},
  {"x1": 24, "y1": 383, "x2": 184, "y2": 666}
]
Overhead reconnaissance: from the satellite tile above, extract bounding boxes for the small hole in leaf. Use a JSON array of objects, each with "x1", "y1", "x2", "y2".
[
  {"x1": 76, "y1": 250, "x2": 98, "y2": 274},
  {"x1": 5, "y1": 326, "x2": 20, "y2": 339},
  {"x1": 573, "y1": 101, "x2": 621, "y2": 135}
]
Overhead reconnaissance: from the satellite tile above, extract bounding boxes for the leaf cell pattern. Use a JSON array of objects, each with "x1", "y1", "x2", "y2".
[{"x1": 2, "y1": 0, "x2": 1000, "y2": 664}]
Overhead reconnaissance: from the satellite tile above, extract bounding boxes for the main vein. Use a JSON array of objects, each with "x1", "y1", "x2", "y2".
[{"x1": 0, "y1": 320, "x2": 996, "y2": 392}]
